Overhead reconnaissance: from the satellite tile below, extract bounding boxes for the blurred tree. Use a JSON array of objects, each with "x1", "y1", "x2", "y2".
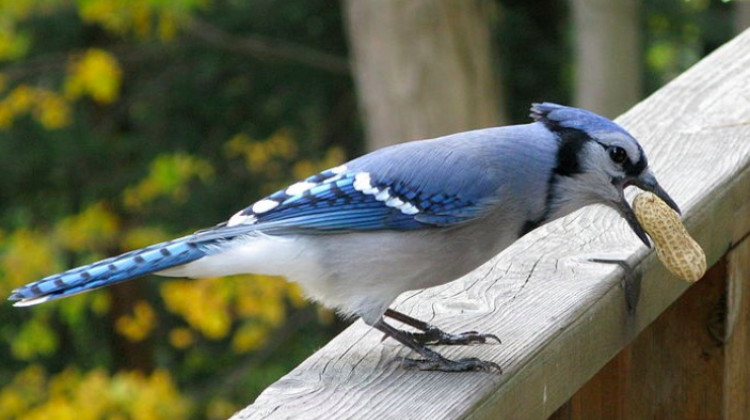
[
  {"x1": 343, "y1": 0, "x2": 505, "y2": 149},
  {"x1": 642, "y1": 0, "x2": 733, "y2": 95},
  {"x1": 735, "y1": 0, "x2": 750, "y2": 34},
  {"x1": 496, "y1": 0, "x2": 570, "y2": 123},
  {"x1": 570, "y1": 0, "x2": 641, "y2": 117}
]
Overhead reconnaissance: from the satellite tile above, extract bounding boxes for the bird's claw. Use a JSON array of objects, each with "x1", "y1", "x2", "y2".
[
  {"x1": 400, "y1": 356, "x2": 502, "y2": 373},
  {"x1": 409, "y1": 328, "x2": 502, "y2": 346},
  {"x1": 454, "y1": 331, "x2": 502, "y2": 345}
]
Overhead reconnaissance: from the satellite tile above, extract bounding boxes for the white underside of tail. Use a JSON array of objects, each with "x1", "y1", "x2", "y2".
[
  {"x1": 157, "y1": 233, "x2": 318, "y2": 279},
  {"x1": 155, "y1": 232, "x2": 388, "y2": 323},
  {"x1": 13, "y1": 295, "x2": 54, "y2": 307}
]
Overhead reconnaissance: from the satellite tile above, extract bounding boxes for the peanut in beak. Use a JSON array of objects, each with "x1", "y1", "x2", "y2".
[{"x1": 632, "y1": 192, "x2": 706, "y2": 282}]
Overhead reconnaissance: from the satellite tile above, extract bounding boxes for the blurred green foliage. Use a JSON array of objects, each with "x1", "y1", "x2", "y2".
[
  {"x1": 0, "y1": 0, "x2": 737, "y2": 418},
  {"x1": 0, "y1": 1, "x2": 353, "y2": 418},
  {"x1": 497, "y1": 0, "x2": 734, "y2": 122}
]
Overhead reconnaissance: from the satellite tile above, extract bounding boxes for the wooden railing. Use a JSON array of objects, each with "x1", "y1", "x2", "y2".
[{"x1": 231, "y1": 30, "x2": 750, "y2": 420}]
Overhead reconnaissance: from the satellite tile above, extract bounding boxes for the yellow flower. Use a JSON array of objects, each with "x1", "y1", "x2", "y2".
[
  {"x1": 0, "y1": 24, "x2": 30, "y2": 60},
  {"x1": 158, "y1": 11, "x2": 178, "y2": 41},
  {"x1": 123, "y1": 153, "x2": 213, "y2": 211},
  {"x1": 7, "y1": 85, "x2": 34, "y2": 113},
  {"x1": 54, "y1": 201, "x2": 119, "y2": 253},
  {"x1": 0, "y1": 101, "x2": 15, "y2": 128},
  {"x1": 0, "y1": 228, "x2": 61, "y2": 293},
  {"x1": 168, "y1": 328, "x2": 195, "y2": 349},
  {"x1": 0, "y1": 366, "x2": 190, "y2": 420},
  {"x1": 11, "y1": 317, "x2": 58, "y2": 360},
  {"x1": 122, "y1": 226, "x2": 170, "y2": 250},
  {"x1": 64, "y1": 48, "x2": 123, "y2": 104},
  {"x1": 78, "y1": 0, "x2": 197, "y2": 40},
  {"x1": 115, "y1": 301, "x2": 157, "y2": 342},
  {"x1": 34, "y1": 93, "x2": 72, "y2": 129},
  {"x1": 0, "y1": 86, "x2": 72, "y2": 130},
  {"x1": 223, "y1": 130, "x2": 299, "y2": 175},
  {"x1": 161, "y1": 279, "x2": 231, "y2": 339},
  {"x1": 231, "y1": 323, "x2": 270, "y2": 353}
]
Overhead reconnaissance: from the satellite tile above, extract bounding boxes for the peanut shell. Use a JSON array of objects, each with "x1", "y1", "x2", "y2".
[{"x1": 632, "y1": 192, "x2": 706, "y2": 282}]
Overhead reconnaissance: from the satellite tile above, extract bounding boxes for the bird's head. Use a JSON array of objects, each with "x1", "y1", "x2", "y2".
[{"x1": 531, "y1": 102, "x2": 679, "y2": 247}]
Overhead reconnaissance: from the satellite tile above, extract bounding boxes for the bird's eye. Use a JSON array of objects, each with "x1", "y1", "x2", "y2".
[{"x1": 609, "y1": 146, "x2": 627, "y2": 164}]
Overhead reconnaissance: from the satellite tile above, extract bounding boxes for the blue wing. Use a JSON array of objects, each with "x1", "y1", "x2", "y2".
[
  {"x1": 226, "y1": 135, "x2": 505, "y2": 234},
  {"x1": 10, "y1": 160, "x2": 485, "y2": 306}
]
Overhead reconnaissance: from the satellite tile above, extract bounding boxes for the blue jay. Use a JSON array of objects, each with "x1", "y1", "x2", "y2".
[{"x1": 9, "y1": 103, "x2": 679, "y2": 372}]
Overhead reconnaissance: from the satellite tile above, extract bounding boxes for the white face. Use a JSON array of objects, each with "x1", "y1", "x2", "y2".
[
  {"x1": 545, "y1": 133, "x2": 649, "y2": 224},
  {"x1": 528, "y1": 103, "x2": 679, "y2": 246},
  {"x1": 589, "y1": 131, "x2": 645, "y2": 180},
  {"x1": 577, "y1": 142, "x2": 622, "y2": 202},
  {"x1": 577, "y1": 138, "x2": 642, "y2": 200}
]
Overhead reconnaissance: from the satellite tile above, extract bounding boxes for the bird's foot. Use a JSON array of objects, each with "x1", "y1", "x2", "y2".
[
  {"x1": 374, "y1": 317, "x2": 502, "y2": 373},
  {"x1": 400, "y1": 356, "x2": 502, "y2": 373},
  {"x1": 408, "y1": 327, "x2": 501, "y2": 346}
]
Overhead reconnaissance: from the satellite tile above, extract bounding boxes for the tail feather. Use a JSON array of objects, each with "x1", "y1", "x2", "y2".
[{"x1": 9, "y1": 237, "x2": 208, "y2": 307}]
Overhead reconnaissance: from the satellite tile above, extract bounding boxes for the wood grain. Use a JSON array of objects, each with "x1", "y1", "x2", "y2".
[
  {"x1": 231, "y1": 30, "x2": 750, "y2": 420},
  {"x1": 724, "y1": 239, "x2": 750, "y2": 419},
  {"x1": 549, "y1": 258, "x2": 728, "y2": 420}
]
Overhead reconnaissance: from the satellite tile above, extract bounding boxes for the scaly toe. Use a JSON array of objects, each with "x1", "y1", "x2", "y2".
[{"x1": 400, "y1": 356, "x2": 502, "y2": 373}]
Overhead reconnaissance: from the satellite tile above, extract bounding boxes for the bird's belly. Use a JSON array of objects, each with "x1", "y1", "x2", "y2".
[
  {"x1": 289, "y1": 223, "x2": 518, "y2": 323},
  {"x1": 171, "y1": 221, "x2": 519, "y2": 325}
]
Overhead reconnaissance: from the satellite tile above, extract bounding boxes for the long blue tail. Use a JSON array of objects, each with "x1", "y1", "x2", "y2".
[{"x1": 9, "y1": 237, "x2": 208, "y2": 307}]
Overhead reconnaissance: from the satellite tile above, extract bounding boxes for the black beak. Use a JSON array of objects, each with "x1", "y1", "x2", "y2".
[
  {"x1": 631, "y1": 171, "x2": 681, "y2": 215},
  {"x1": 618, "y1": 196, "x2": 652, "y2": 248},
  {"x1": 616, "y1": 171, "x2": 680, "y2": 248}
]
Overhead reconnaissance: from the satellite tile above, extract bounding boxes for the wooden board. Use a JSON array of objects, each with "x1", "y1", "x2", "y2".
[
  {"x1": 549, "y1": 237, "x2": 750, "y2": 419},
  {"x1": 724, "y1": 238, "x2": 750, "y2": 419},
  {"x1": 549, "y1": 258, "x2": 728, "y2": 420},
  {"x1": 231, "y1": 30, "x2": 750, "y2": 420}
]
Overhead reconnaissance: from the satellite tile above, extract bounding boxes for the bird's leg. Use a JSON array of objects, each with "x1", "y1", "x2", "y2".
[
  {"x1": 373, "y1": 318, "x2": 501, "y2": 372},
  {"x1": 384, "y1": 309, "x2": 501, "y2": 346},
  {"x1": 589, "y1": 258, "x2": 641, "y2": 314}
]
